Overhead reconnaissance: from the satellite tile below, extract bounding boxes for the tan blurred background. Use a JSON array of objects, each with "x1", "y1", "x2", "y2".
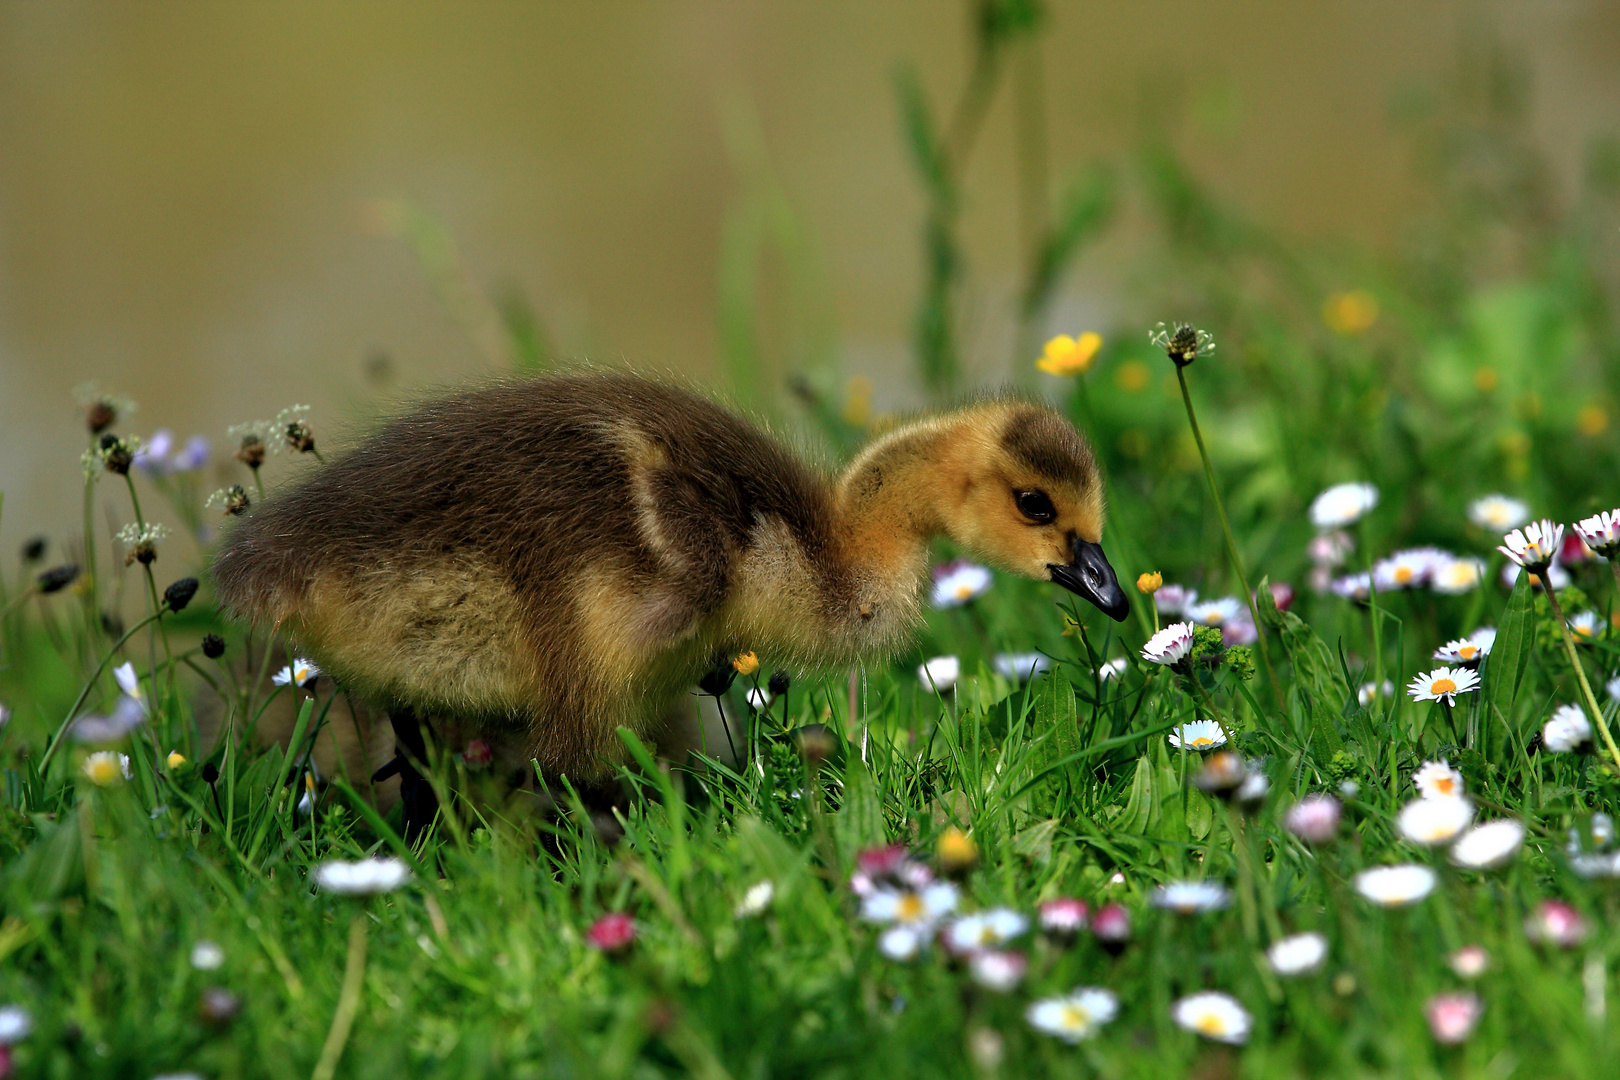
[{"x1": 2, "y1": 1, "x2": 1618, "y2": 558}]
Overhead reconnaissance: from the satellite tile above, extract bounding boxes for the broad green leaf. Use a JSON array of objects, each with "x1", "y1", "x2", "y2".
[
  {"x1": 835, "y1": 757, "x2": 886, "y2": 860},
  {"x1": 1258, "y1": 575, "x2": 1350, "y2": 710},
  {"x1": 1486, "y1": 577, "x2": 1533, "y2": 722}
]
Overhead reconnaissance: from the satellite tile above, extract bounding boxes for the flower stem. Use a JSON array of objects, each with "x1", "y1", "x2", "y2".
[
  {"x1": 1174, "y1": 366, "x2": 1283, "y2": 711},
  {"x1": 39, "y1": 611, "x2": 164, "y2": 770},
  {"x1": 1544, "y1": 583, "x2": 1620, "y2": 775},
  {"x1": 311, "y1": 913, "x2": 368, "y2": 1080}
]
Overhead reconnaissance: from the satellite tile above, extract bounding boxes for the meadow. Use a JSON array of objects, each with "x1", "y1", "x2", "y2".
[{"x1": 5, "y1": 14, "x2": 1620, "y2": 1080}]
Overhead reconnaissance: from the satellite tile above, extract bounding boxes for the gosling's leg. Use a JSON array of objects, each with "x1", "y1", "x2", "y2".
[{"x1": 372, "y1": 707, "x2": 439, "y2": 844}]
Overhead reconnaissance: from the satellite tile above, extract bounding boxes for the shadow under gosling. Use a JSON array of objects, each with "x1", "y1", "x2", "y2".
[{"x1": 212, "y1": 373, "x2": 1128, "y2": 834}]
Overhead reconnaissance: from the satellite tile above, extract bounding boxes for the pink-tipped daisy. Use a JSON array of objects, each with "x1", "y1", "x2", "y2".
[
  {"x1": 1406, "y1": 667, "x2": 1479, "y2": 706},
  {"x1": 1499, "y1": 519, "x2": 1564, "y2": 572},
  {"x1": 1426, "y1": 992, "x2": 1483, "y2": 1044},
  {"x1": 1574, "y1": 509, "x2": 1620, "y2": 558},
  {"x1": 1432, "y1": 638, "x2": 1487, "y2": 666},
  {"x1": 1142, "y1": 622, "x2": 1196, "y2": 666}
]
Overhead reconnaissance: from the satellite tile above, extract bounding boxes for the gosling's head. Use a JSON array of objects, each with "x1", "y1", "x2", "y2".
[{"x1": 939, "y1": 401, "x2": 1129, "y2": 622}]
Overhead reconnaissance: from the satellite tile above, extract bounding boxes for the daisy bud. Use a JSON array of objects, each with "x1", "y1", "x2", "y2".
[
  {"x1": 1192, "y1": 751, "x2": 1247, "y2": 797},
  {"x1": 1284, "y1": 795, "x2": 1341, "y2": 844},
  {"x1": 1136, "y1": 571, "x2": 1162, "y2": 594},
  {"x1": 767, "y1": 670, "x2": 791, "y2": 696},
  {"x1": 202, "y1": 634, "x2": 226, "y2": 659},
  {"x1": 166, "y1": 750, "x2": 187, "y2": 770},
  {"x1": 1037, "y1": 898, "x2": 1089, "y2": 938},
  {"x1": 163, "y1": 577, "x2": 199, "y2": 612},
  {"x1": 586, "y1": 912, "x2": 636, "y2": 954},
  {"x1": 1091, "y1": 902, "x2": 1131, "y2": 952},
  {"x1": 1425, "y1": 992, "x2": 1482, "y2": 1044},
  {"x1": 36, "y1": 563, "x2": 80, "y2": 594},
  {"x1": 935, "y1": 827, "x2": 978, "y2": 875},
  {"x1": 198, "y1": 986, "x2": 242, "y2": 1029}
]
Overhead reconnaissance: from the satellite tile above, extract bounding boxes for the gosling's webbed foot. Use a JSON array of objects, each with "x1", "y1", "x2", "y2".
[{"x1": 382, "y1": 708, "x2": 439, "y2": 844}]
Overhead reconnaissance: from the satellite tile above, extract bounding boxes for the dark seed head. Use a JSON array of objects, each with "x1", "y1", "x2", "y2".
[
  {"x1": 20, "y1": 536, "x2": 46, "y2": 563},
  {"x1": 202, "y1": 633, "x2": 226, "y2": 659},
  {"x1": 100, "y1": 611, "x2": 124, "y2": 639},
  {"x1": 767, "y1": 670, "x2": 791, "y2": 696},
  {"x1": 99, "y1": 432, "x2": 134, "y2": 475},
  {"x1": 86, "y1": 400, "x2": 116, "y2": 434},
  {"x1": 222, "y1": 484, "x2": 250, "y2": 516},
  {"x1": 235, "y1": 435, "x2": 266, "y2": 470},
  {"x1": 201, "y1": 762, "x2": 220, "y2": 784},
  {"x1": 163, "y1": 577, "x2": 200, "y2": 612},
  {"x1": 697, "y1": 659, "x2": 737, "y2": 697},
  {"x1": 36, "y1": 563, "x2": 80, "y2": 594},
  {"x1": 285, "y1": 420, "x2": 316, "y2": 454}
]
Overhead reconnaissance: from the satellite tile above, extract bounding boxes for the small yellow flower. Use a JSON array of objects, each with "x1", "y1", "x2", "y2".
[
  {"x1": 1036, "y1": 333, "x2": 1102, "y2": 376},
  {"x1": 936, "y1": 827, "x2": 978, "y2": 873},
  {"x1": 1136, "y1": 571, "x2": 1163, "y2": 595},
  {"x1": 81, "y1": 751, "x2": 128, "y2": 787},
  {"x1": 1322, "y1": 290, "x2": 1378, "y2": 335},
  {"x1": 841, "y1": 376, "x2": 874, "y2": 427},
  {"x1": 1113, "y1": 360, "x2": 1151, "y2": 393},
  {"x1": 166, "y1": 750, "x2": 187, "y2": 770},
  {"x1": 1578, "y1": 405, "x2": 1609, "y2": 436},
  {"x1": 1473, "y1": 367, "x2": 1499, "y2": 392},
  {"x1": 732, "y1": 651, "x2": 760, "y2": 676}
]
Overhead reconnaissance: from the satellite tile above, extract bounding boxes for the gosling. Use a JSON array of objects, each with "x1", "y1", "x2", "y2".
[{"x1": 212, "y1": 373, "x2": 1128, "y2": 835}]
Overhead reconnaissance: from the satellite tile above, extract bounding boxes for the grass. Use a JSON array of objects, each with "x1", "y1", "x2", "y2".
[{"x1": 5, "y1": 8, "x2": 1620, "y2": 1077}]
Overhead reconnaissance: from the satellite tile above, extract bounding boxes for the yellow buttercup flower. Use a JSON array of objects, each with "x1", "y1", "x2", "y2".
[
  {"x1": 936, "y1": 827, "x2": 978, "y2": 873},
  {"x1": 1322, "y1": 290, "x2": 1378, "y2": 335},
  {"x1": 1036, "y1": 333, "x2": 1102, "y2": 376},
  {"x1": 1136, "y1": 571, "x2": 1163, "y2": 595},
  {"x1": 166, "y1": 750, "x2": 187, "y2": 770},
  {"x1": 732, "y1": 651, "x2": 760, "y2": 676}
]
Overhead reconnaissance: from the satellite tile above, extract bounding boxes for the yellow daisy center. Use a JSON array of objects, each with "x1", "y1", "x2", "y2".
[
  {"x1": 1061, "y1": 1005, "x2": 1091, "y2": 1031},
  {"x1": 1458, "y1": 646, "x2": 1477, "y2": 660},
  {"x1": 1432, "y1": 678, "x2": 1457, "y2": 695},
  {"x1": 1191, "y1": 737, "x2": 1214, "y2": 749},
  {"x1": 1435, "y1": 777, "x2": 1456, "y2": 796},
  {"x1": 1395, "y1": 566, "x2": 1414, "y2": 584},
  {"x1": 1204, "y1": 612, "x2": 1224, "y2": 625},
  {"x1": 1576, "y1": 625, "x2": 1593, "y2": 638},
  {"x1": 955, "y1": 584, "x2": 975, "y2": 600},
  {"x1": 295, "y1": 667, "x2": 310, "y2": 682},
  {"x1": 1194, "y1": 1013, "x2": 1227, "y2": 1036},
  {"x1": 896, "y1": 894, "x2": 923, "y2": 921},
  {"x1": 86, "y1": 759, "x2": 119, "y2": 785}
]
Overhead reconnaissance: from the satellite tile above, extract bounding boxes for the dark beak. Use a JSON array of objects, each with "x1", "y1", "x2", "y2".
[{"x1": 1048, "y1": 537, "x2": 1129, "y2": 622}]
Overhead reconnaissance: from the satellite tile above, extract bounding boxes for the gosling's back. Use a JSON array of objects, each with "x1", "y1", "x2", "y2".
[{"x1": 212, "y1": 374, "x2": 837, "y2": 775}]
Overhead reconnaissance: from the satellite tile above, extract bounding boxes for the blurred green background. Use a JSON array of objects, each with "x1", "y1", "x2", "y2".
[{"x1": 2, "y1": 1, "x2": 1619, "y2": 572}]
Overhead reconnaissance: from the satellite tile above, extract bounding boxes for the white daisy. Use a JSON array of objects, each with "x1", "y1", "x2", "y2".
[
  {"x1": 1592, "y1": 813, "x2": 1615, "y2": 849},
  {"x1": 1358, "y1": 680, "x2": 1395, "y2": 707},
  {"x1": 1406, "y1": 667, "x2": 1480, "y2": 706},
  {"x1": 1448, "y1": 945, "x2": 1489, "y2": 978},
  {"x1": 1354, "y1": 864, "x2": 1437, "y2": 907},
  {"x1": 1172, "y1": 991, "x2": 1252, "y2": 1044},
  {"x1": 878, "y1": 925, "x2": 925, "y2": 960},
  {"x1": 190, "y1": 940, "x2": 225, "y2": 971},
  {"x1": 1266, "y1": 932, "x2": 1328, "y2": 976},
  {"x1": 314, "y1": 857, "x2": 412, "y2": 896},
  {"x1": 860, "y1": 881, "x2": 960, "y2": 927},
  {"x1": 1168, "y1": 720, "x2": 1226, "y2": 752},
  {"x1": 1467, "y1": 626, "x2": 1497, "y2": 653},
  {"x1": 1543, "y1": 703, "x2": 1593, "y2": 752},
  {"x1": 1151, "y1": 881, "x2": 1231, "y2": 914},
  {"x1": 944, "y1": 908, "x2": 1029, "y2": 952},
  {"x1": 1468, "y1": 494, "x2": 1530, "y2": 532},
  {"x1": 1374, "y1": 548, "x2": 1444, "y2": 591},
  {"x1": 1026, "y1": 988, "x2": 1119, "y2": 1043},
  {"x1": 735, "y1": 880, "x2": 775, "y2": 917},
  {"x1": 1432, "y1": 638, "x2": 1487, "y2": 665},
  {"x1": 931, "y1": 561, "x2": 993, "y2": 609},
  {"x1": 1095, "y1": 657, "x2": 1129, "y2": 682},
  {"x1": 1330, "y1": 572, "x2": 1372, "y2": 601},
  {"x1": 1450, "y1": 820, "x2": 1524, "y2": 870},
  {"x1": 1426, "y1": 991, "x2": 1483, "y2": 1044},
  {"x1": 1287, "y1": 795, "x2": 1345, "y2": 842},
  {"x1": 1569, "y1": 611, "x2": 1605, "y2": 641},
  {"x1": 1499, "y1": 519, "x2": 1564, "y2": 571},
  {"x1": 1142, "y1": 621, "x2": 1196, "y2": 666},
  {"x1": 917, "y1": 655, "x2": 960, "y2": 692},
  {"x1": 0, "y1": 1005, "x2": 31, "y2": 1044},
  {"x1": 1397, "y1": 796, "x2": 1473, "y2": 846},
  {"x1": 1574, "y1": 509, "x2": 1620, "y2": 558},
  {"x1": 81, "y1": 750, "x2": 131, "y2": 787},
  {"x1": 1186, "y1": 597, "x2": 1242, "y2": 627},
  {"x1": 1154, "y1": 584, "x2": 1196, "y2": 615},
  {"x1": 113, "y1": 661, "x2": 144, "y2": 702},
  {"x1": 1609, "y1": 676, "x2": 1620, "y2": 703},
  {"x1": 1307, "y1": 530, "x2": 1354, "y2": 567},
  {"x1": 1412, "y1": 760, "x2": 1465, "y2": 800},
  {"x1": 1430, "y1": 556, "x2": 1486, "y2": 594},
  {"x1": 968, "y1": 949, "x2": 1027, "y2": 992},
  {"x1": 1309, "y1": 483, "x2": 1379, "y2": 530},
  {"x1": 273, "y1": 658, "x2": 321, "y2": 690},
  {"x1": 71, "y1": 695, "x2": 147, "y2": 744},
  {"x1": 993, "y1": 652, "x2": 1050, "y2": 682}
]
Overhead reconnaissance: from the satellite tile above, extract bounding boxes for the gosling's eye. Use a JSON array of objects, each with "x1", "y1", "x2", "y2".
[{"x1": 1016, "y1": 490, "x2": 1056, "y2": 523}]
